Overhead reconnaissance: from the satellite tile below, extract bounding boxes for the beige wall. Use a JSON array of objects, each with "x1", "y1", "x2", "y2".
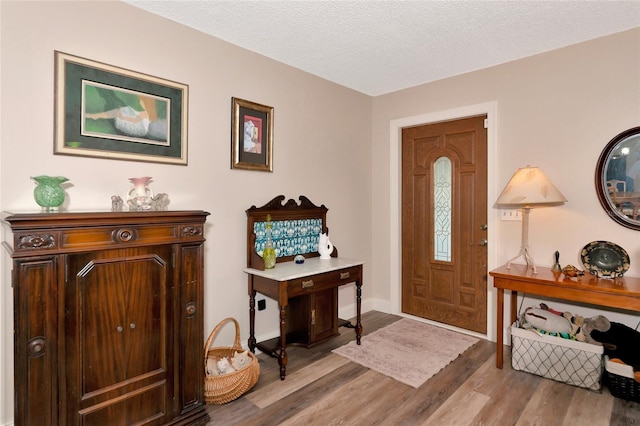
[
  {"x1": 1, "y1": 0, "x2": 639, "y2": 424},
  {"x1": 0, "y1": 1, "x2": 372, "y2": 423},
  {"x1": 371, "y1": 28, "x2": 640, "y2": 340}
]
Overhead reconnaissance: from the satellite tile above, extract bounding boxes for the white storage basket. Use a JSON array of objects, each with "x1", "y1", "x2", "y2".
[{"x1": 511, "y1": 323, "x2": 604, "y2": 390}]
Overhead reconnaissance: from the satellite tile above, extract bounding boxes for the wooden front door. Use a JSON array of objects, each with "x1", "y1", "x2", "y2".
[{"x1": 401, "y1": 115, "x2": 488, "y2": 333}]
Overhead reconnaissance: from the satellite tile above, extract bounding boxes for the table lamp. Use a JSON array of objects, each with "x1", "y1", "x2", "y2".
[{"x1": 495, "y1": 166, "x2": 567, "y2": 273}]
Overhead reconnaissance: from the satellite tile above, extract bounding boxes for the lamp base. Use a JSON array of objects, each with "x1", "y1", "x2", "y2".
[
  {"x1": 506, "y1": 247, "x2": 537, "y2": 274},
  {"x1": 504, "y1": 207, "x2": 538, "y2": 274}
]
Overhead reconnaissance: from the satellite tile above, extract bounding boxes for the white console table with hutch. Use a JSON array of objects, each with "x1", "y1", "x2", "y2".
[
  {"x1": 243, "y1": 196, "x2": 363, "y2": 380},
  {"x1": 2, "y1": 210, "x2": 210, "y2": 426}
]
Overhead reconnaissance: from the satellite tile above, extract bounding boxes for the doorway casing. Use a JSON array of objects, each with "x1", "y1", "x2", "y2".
[{"x1": 389, "y1": 101, "x2": 499, "y2": 341}]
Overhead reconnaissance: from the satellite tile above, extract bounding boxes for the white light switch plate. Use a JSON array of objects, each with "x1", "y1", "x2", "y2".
[{"x1": 501, "y1": 209, "x2": 522, "y2": 221}]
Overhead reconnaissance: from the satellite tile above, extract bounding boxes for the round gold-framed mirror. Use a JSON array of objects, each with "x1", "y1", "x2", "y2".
[{"x1": 595, "y1": 126, "x2": 640, "y2": 230}]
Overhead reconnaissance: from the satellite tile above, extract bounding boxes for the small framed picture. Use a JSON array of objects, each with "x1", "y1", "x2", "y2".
[
  {"x1": 231, "y1": 97, "x2": 273, "y2": 172},
  {"x1": 54, "y1": 51, "x2": 188, "y2": 165}
]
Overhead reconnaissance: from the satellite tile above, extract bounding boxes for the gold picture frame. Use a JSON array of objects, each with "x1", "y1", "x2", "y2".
[{"x1": 231, "y1": 97, "x2": 273, "y2": 172}]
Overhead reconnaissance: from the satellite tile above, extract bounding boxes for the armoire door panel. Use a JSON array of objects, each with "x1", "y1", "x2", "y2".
[
  {"x1": 177, "y1": 244, "x2": 205, "y2": 414},
  {"x1": 77, "y1": 259, "x2": 128, "y2": 392},
  {"x1": 79, "y1": 382, "x2": 167, "y2": 426},
  {"x1": 65, "y1": 246, "x2": 171, "y2": 423},
  {"x1": 123, "y1": 255, "x2": 167, "y2": 379},
  {"x1": 15, "y1": 258, "x2": 58, "y2": 426}
]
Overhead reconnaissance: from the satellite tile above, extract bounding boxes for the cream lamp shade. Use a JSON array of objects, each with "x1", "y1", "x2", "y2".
[
  {"x1": 496, "y1": 166, "x2": 567, "y2": 273},
  {"x1": 495, "y1": 166, "x2": 567, "y2": 208}
]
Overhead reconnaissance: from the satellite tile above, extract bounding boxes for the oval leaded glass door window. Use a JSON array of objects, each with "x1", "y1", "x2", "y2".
[{"x1": 434, "y1": 156, "x2": 451, "y2": 261}]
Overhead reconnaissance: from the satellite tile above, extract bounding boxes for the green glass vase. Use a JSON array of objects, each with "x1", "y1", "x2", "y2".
[
  {"x1": 32, "y1": 175, "x2": 68, "y2": 211},
  {"x1": 263, "y1": 214, "x2": 276, "y2": 269}
]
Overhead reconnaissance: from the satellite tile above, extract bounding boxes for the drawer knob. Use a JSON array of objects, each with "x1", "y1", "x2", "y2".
[
  {"x1": 340, "y1": 272, "x2": 350, "y2": 279},
  {"x1": 27, "y1": 337, "x2": 46, "y2": 357},
  {"x1": 302, "y1": 280, "x2": 314, "y2": 288},
  {"x1": 115, "y1": 228, "x2": 135, "y2": 243},
  {"x1": 186, "y1": 302, "x2": 197, "y2": 317}
]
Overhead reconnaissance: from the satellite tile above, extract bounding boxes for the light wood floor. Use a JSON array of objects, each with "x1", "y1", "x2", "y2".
[{"x1": 206, "y1": 311, "x2": 640, "y2": 425}]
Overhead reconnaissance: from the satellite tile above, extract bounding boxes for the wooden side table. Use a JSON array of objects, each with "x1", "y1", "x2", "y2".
[
  {"x1": 490, "y1": 264, "x2": 640, "y2": 369},
  {"x1": 245, "y1": 257, "x2": 363, "y2": 379}
]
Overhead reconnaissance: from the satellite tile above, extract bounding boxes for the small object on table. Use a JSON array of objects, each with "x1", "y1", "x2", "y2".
[
  {"x1": 318, "y1": 233, "x2": 334, "y2": 259},
  {"x1": 562, "y1": 264, "x2": 584, "y2": 278},
  {"x1": 551, "y1": 250, "x2": 562, "y2": 272},
  {"x1": 150, "y1": 193, "x2": 170, "y2": 210},
  {"x1": 111, "y1": 195, "x2": 123, "y2": 211},
  {"x1": 581, "y1": 240, "x2": 630, "y2": 279},
  {"x1": 294, "y1": 255, "x2": 305, "y2": 264},
  {"x1": 263, "y1": 214, "x2": 276, "y2": 269},
  {"x1": 32, "y1": 175, "x2": 69, "y2": 212}
]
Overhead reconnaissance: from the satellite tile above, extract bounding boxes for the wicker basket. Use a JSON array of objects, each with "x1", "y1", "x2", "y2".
[
  {"x1": 605, "y1": 356, "x2": 640, "y2": 403},
  {"x1": 204, "y1": 317, "x2": 260, "y2": 405}
]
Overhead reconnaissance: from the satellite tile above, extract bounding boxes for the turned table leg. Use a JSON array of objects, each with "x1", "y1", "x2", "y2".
[
  {"x1": 278, "y1": 305, "x2": 288, "y2": 380},
  {"x1": 248, "y1": 281, "x2": 256, "y2": 352},
  {"x1": 496, "y1": 288, "x2": 504, "y2": 368},
  {"x1": 355, "y1": 279, "x2": 363, "y2": 344}
]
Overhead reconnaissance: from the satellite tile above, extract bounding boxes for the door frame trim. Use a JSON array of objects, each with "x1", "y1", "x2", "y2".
[{"x1": 389, "y1": 101, "x2": 499, "y2": 340}]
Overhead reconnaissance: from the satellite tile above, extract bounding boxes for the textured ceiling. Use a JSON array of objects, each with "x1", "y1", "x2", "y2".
[{"x1": 125, "y1": 0, "x2": 640, "y2": 96}]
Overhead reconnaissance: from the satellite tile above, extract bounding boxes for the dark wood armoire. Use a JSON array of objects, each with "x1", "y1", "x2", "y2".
[{"x1": 2, "y1": 210, "x2": 210, "y2": 425}]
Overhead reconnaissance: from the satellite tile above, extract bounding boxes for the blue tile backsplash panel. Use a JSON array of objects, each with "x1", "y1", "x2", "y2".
[{"x1": 254, "y1": 218, "x2": 323, "y2": 258}]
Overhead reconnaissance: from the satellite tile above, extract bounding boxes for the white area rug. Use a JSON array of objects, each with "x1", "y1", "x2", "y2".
[{"x1": 332, "y1": 318, "x2": 479, "y2": 388}]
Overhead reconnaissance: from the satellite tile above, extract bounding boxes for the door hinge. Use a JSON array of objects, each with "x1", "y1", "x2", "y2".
[{"x1": 483, "y1": 118, "x2": 488, "y2": 129}]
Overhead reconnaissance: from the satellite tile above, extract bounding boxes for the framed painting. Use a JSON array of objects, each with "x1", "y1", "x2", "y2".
[
  {"x1": 54, "y1": 51, "x2": 188, "y2": 165},
  {"x1": 231, "y1": 97, "x2": 273, "y2": 172}
]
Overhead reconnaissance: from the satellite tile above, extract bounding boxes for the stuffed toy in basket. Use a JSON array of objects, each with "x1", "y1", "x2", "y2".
[{"x1": 204, "y1": 317, "x2": 260, "y2": 404}]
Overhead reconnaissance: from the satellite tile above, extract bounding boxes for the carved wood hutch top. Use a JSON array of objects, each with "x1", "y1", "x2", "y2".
[{"x1": 245, "y1": 195, "x2": 337, "y2": 270}]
